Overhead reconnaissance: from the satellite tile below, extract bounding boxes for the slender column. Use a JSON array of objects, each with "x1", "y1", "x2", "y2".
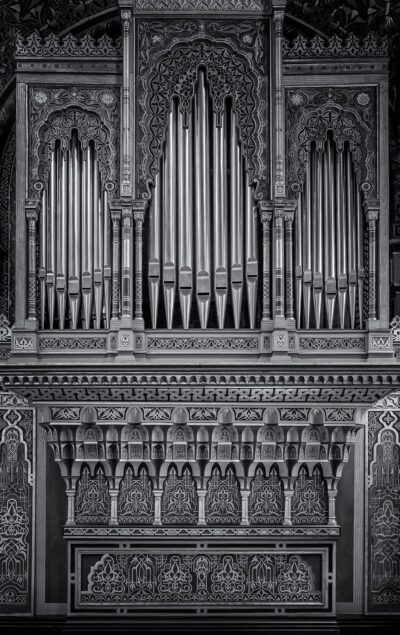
[
  {"x1": 66, "y1": 489, "x2": 76, "y2": 525},
  {"x1": 103, "y1": 190, "x2": 112, "y2": 329},
  {"x1": 133, "y1": 201, "x2": 146, "y2": 327},
  {"x1": 283, "y1": 487, "x2": 294, "y2": 526},
  {"x1": 121, "y1": 205, "x2": 132, "y2": 320},
  {"x1": 109, "y1": 489, "x2": 119, "y2": 526},
  {"x1": 39, "y1": 188, "x2": 47, "y2": 329},
  {"x1": 365, "y1": 203, "x2": 379, "y2": 321},
  {"x1": 260, "y1": 202, "x2": 273, "y2": 325},
  {"x1": 356, "y1": 189, "x2": 365, "y2": 328},
  {"x1": 110, "y1": 208, "x2": 121, "y2": 321},
  {"x1": 26, "y1": 201, "x2": 40, "y2": 323},
  {"x1": 272, "y1": 3, "x2": 286, "y2": 199},
  {"x1": 328, "y1": 489, "x2": 338, "y2": 527},
  {"x1": 274, "y1": 205, "x2": 285, "y2": 319},
  {"x1": 198, "y1": 490, "x2": 206, "y2": 525},
  {"x1": 149, "y1": 169, "x2": 161, "y2": 329},
  {"x1": 121, "y1": 9, "x2": 132, "y2": 197},
  {"x1": 154, "y1": 490, "x2": 162, "y2": 525},
  {"x1": 284, "y1": 209, "x2": 295, "y2": 320},
  {"x1": 47, "y1": 148, "x2": 57, "y2": 329},
  {"x1": 245, "y1": 182, "x2": 258, "y2": 329},
  {"x1": 241, "y1": 491, "x2": 250, "y2": 526}
]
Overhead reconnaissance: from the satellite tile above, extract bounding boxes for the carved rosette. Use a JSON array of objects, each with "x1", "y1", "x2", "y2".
[
  {"x1": 137, "y1": 20, "x2": 268, "y2": 200},
  {"x1": 29, "y1": 87, "x2": 120, "y2": 199},
  {"x1": 286, "y1": 87, "x2": 377, "y2": 201}
]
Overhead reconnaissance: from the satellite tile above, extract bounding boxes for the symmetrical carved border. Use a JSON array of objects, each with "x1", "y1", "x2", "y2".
[
  {"x1": 16, "y1": 32, "x2": 122, "y2": 58},
  {"x1": 0, "y1": 392, "x2": 34, "y2": 614},
  {"x1": 286, "y1": 87, "x2": 377, "y2": 201},
  {"x1": 283, "y1": 33, "x2": 389, "y2": 59},
  {"x1": 137, "y1": 19, "x2": 268, "y2": 199},
  {"x1": 134, "y1": 0, "x2": 268, "y2": 12},
  {"x1": 29, "y1": 86, "x2": 120, "y2": 199}
]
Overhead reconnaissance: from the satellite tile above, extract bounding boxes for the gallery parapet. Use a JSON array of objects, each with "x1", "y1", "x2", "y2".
[
  {"x1": 283, "y1": 32, "x2": 389, "y2": 59},
  {"x1": 15, "y1": 31, "x2": 122, "y2": 59}
]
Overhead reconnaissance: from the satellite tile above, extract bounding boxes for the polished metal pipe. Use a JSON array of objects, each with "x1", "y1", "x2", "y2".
[
  {"x1": 47, "y1": 147, "x2": 57, "y2": 329},
  {"x1": 325, "y1": 137, "x2": 337, "y2": 329},
  {"x1": 149, "y1": 168, "x2": 161, "y2": 328},
  {"x1": 355, "y1": 187, "x2": 364, "y2": 328},
  {"x1": 302, "y1": 152, "x2": 312, "y2": 328},
  {"x1": 68, "y1": 131, "x2": 81, "y2": 329},
  {"x1": 56, "y1": 149, "x2": 68, "y2": 329},
  {"x1": 230, "y1": 109, "x2": 243, "y2": 329},
  {"x1": 313, "y1": 148, "x2": 324, "y2": 329},
  {"x1": 336, "y1": 147, "x2": 348, "y2": 329},
  {"x1": 39, "y1": 188, "x2": 47, "y2": 329},
  {"x1": 295, "y1": 191, "x2": 303, "y2": 327},
  {"x1": 93, "y1": 153, "x2": 103, "y2": 329},
  {"x1": 213, "y1": 110, "x2": 228, "y2": 329},
  {"x1": 194, "y1": 70, "x2": 211, "y2": 328},
  {"x1": 178, "y1": 108, "x2": 193, "y2": 329},
  {"x1": 83, "y1": 143, "x2": 94, "y2": 329},
  {"x1": 245, "y1": 178, "x2": 258, "y2": 329},
  {"x1": 163, "y1": 101, "x2": 177, "y2": 329},
  {"x1": 345, "y1": 147, "x2": 357, "y2": 329}
]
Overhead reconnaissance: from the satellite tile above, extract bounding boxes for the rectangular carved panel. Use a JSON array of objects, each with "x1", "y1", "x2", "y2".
[
  {"x1": 70, "y1": 542, "x2": 334, "y2": 615},
  {"x1": 0, "y1": 393, "x2": 34, "y2": 613}
]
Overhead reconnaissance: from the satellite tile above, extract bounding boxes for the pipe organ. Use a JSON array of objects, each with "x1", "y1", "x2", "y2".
[
  {"x1": 295, "y1": 135, "x2": 365, "y2": 330},
  {"x1": 2, "y1": 0, "x2": 398, "y2": 631},
  {"x1": 148, "y1": 71, "x2": 259, "y2": 330},
  {"x1": 39, "y1": 130, "x2": 112, "y2": 331}
]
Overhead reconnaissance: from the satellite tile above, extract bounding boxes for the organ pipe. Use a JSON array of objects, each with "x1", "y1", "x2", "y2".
[
  {"x1": 147, "y1": 70, "x2": 260, "y2": 330},
  {"x1": 163, "y1": 103, "x2": 177, "y2": 330},
  {"x1": 178, "y1": 108, "x2": 193, "y2": 330},
  {"x1": 40, "y1": 130, "x2": 111, "y2": 330},
  {"x1": 296, "y1": 137, "x2": 365, "y2": 330},
  {"x1": 195, "y1": 70, "x2": 211, "y2": 329},
  {"x1": 213, "y1": 111, "x2": 228, "y2": 329}
]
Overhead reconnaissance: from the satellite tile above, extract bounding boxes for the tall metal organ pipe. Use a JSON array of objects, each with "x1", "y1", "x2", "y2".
[
  {"x1": 148, "y1": 70, "x2": 259, "y2": 330},
  {"x1": 296, "y1": 136, "x2": 365, "y2": 329},
  {"x1": 40, "y1": 131, "x2": 111, "y2": 330}
]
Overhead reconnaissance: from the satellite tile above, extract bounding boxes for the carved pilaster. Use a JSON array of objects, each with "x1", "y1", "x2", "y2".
[
  {"x1": 121, "y1": 8, "x2": 132, "y2": 198},
  {"x1": 133, "y1": 200, "x2": 146, "y2": 329},
  {"x1": 284, "y1": 205, "x2": 295, "y2": 321},
  {"x1": 272, "y1": 0, "x2": 286, "y2": 199},
  {"x1": 110, "y1": 207, "x2": 121, "y2": 322},
  {"x1": 364, "y1": 201, "x2": 379, "y2": 322},
  {"x1": 25, "y1": 200, "x2": 40, "y2": 324},
  {"x1": 121, "y1": 204, "x2": 133, "y2": 321},
  {"x1": 260, "y1": 201, "x2": 273, "y2": 328}
]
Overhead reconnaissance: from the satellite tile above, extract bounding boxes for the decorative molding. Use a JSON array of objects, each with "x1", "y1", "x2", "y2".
[
  {"x1": 147, "y1": 335, "x2": 259, "y2": 351},
  {"x1": 286, "y1": 87, "x2": 377, "y2": 201},
  {"x1": 137, "y1": 20, "x2": 268, "y2": 200},
  {"x1": 29, "y1": 86, "x2": 120, "y2": 199},
  {"x1": 39, "y1": 336, "x2": 107, "y2": 351},
  {"x1": 283, "y1": 33, "x2": 389, "y2": 59},
  {"x1": 134, "y1": 0, "x2": 267, "y2": 11},
  {"x1": 16, "y1": 31, "x2": 121, "y2": 58},
  {"x1": 390, "y1": 315, "x2": 400, "y2": 343},
  {"x1": 299, "y1": 336, "x2": 366, "y2": 351},
  {"x1": 64, "y1": 525, "x2": 340, "y2": 537},
  {"x1": 0, "y1": 315, "x2": 11, "y2": 341}
]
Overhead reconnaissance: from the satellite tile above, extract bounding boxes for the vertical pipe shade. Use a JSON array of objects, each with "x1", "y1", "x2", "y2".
[
  {"x1": 40, "y1": 131, "x2": 110, "y2": 330},
  {"x1": 148, "y1": 71, "x2": 260, "y2": 330},
  {"x1": 295, "y1": 135, "x2": 365, "y2": 330}
]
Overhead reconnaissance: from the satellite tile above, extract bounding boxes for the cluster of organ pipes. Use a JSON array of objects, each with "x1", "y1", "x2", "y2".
[
  {"x1": 39, "y1": 131, "x2": 112, "y2": 330},
  {"x1": 148, "y1": 70, "x2": 259, "y2": 330},
  {"x1": 295, "y1": 135, "x2": 365, "y2": 330}
]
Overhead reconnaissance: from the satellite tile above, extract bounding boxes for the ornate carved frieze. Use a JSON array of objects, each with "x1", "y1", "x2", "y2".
[
  {"x1": 147, "y1": 334, "x2": 259, "y2": 351},
  {"x1": 29, "y1": 86, "x2": 120, "y2": 199},
  {"x1": 137, "y1": 19, "x2": 268, "y2": 200},
  {"x1": 77, "y1": 550, "x2": 323, "y2": 608},
  {"x1": 16, "y1": 32, "x2": 122, "y2": 58},
  {"x1": 134, "y1": 0, "x2": 267, "y2": 12},
  {"x1": 286, "y1": 87, "x2": 377, "y2": 201},
  {"x1": 283, "y1": 33, "x2": 389, "y2": 59},
  {"x1": 0, "y1": 394, "x2": 34, "y2": 613},
  {"x1": 368, "y1": 402, "x2": 400, "y2": 611}
]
